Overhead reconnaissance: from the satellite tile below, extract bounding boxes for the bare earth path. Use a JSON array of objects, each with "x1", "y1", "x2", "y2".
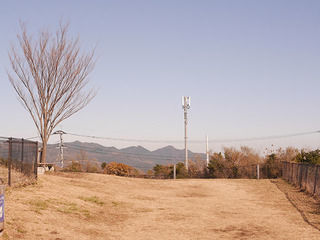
[{"x1": 2, "y1": 173, "x2": 320, "y2": 239}]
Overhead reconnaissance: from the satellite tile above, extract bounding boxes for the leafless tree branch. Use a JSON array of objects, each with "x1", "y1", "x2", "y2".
[{"x1": 8, "y1": 23, "x2": 96, "y2": 163}]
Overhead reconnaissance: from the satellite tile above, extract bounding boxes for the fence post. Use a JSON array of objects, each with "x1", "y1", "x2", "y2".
[
  {"x1": 313, "y1": 165, "x2": 319, "y2": 195},
  {"x1": 173, "y1": 164, "x2": 176, "y2": 180},
  {"x1": 34, "y1": 142, "x2": 39, "y2": 179},
  {"x1": 304, "y1": 164, "x2": 308, "y2": 190},
  {"x1": 8, "y1": 138, "x2": 12, "y2": 187},
  {"x1": 257, "y1": 164, "x2": 260, "y2": 180},
  {"x1": 21, "y1": 138, "x2": 24, "y2": 172},
  {"x1": 291, "y1": 162, "x2": 294, "y2": 183},
  {"x1": 299, "y1": 164, "x2": 302, "y2": 188}
]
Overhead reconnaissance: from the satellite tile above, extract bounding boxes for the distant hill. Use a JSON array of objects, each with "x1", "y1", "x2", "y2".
[{"x1": 46, "y1": 141, "x2": 205, "y2": 171}]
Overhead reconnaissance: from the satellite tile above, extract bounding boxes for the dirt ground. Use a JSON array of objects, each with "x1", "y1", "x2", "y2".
[{"x1": 1, "y1": 173, "x2": 320, "y2": 240}]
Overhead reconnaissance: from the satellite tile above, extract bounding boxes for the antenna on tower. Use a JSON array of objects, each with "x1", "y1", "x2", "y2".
[{"x1": 53, "y1": 130, "x2": 66, "y2": 168}]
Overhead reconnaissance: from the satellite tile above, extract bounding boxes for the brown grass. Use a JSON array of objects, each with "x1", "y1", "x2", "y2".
[{"x1": 2, "y1": 173, "x2": 320, "y2": 239}]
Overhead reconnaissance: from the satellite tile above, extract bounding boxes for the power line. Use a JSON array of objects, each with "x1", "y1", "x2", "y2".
[
  {"x1": 209, "y1": 130, "x2": 320, "y2": 143},
  {"x1": 66, "y1": 132, "x2": 184, "y2": 143},
  {"x1": 63, "y1": 130, "x2": 320, "y2": 144}
]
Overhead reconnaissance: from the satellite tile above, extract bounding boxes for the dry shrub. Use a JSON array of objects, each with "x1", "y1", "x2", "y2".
[
  {"x1": 84, "y1": 161, "x2": 99, "y2": 173},
  {"x1": 208, "y1": 146, "x2": 262, "y2": 179},
  {"x1": 188, "y1": 156, "x2": 207, "y2": 178},
  {"x1": 262, "y1": 153, "x2": 281, "y2": 178},
  {"x1": 261, "y1": 147, "x2": 299, "y2": 178},
  {"x1": 103, "y1": 162, "x2": 135, "y2": 176},
  {"x1": 277, "y1": 147, "x2": 299, "y2": 162},
  {"x1": 64, "y1": 161, "x2": 82, "y2": 172}
]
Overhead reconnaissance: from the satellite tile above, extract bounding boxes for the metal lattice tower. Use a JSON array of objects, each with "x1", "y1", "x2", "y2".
[{"x1": 53, "y1": 130, "x2": 66, "y2": 168}]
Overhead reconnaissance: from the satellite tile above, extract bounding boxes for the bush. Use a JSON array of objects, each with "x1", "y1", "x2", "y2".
[
  {"x1": 84, "y1": 161, "x2": 99, "y2": 173},
  {"x1": 296, "y1": 149, "x2": 320, "y2": 164},
  {"x1": 262, "y1": 153, "x2": 281, "y2": 178},
  {"x1": 188, "y1": 157, "x2": 206, "y2": 178},
  {"x1": 207, "y1": 152, "x2": 225, "y2": 178},
  {"x1": 207, "y1": 147, "x2": 261, "y2": 179},
  {"x1": 153, "y1": 164, "x2": 172, "y2": 178},
  {"x1": 103, "y1": 162, "x2": 135, "y2": 176},
  {"x1": 64, "y1": 161, "x2": 82, "y2": 172},
  {"x1": 101, "y1": 162, "x2": 107, "y2": 169},
  {"x1": 0, "y1": 157, "x2": 8, "y2": 167}
]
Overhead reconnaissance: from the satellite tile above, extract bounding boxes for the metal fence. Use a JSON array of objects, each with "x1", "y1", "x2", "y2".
[
  {"x1": 282, "y1": 161, "x2": 320, "y2": 197},
  {"x1": 0, "y1": 137, "x2": 38, "y2": 186}
]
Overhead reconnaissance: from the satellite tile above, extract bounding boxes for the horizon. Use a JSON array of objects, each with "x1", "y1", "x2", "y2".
[{"x1": 1, "y1": 1, "x2": 320, "y2": 153}]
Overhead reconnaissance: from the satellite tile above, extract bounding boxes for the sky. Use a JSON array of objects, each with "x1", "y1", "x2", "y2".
[{"x1": 1, "y1": 0, "x2": 320, "y2": 154}]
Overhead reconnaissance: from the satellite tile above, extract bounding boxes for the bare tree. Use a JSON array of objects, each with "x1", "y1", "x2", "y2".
[{"x1": 8, "y1": 23, "x2": 95, "y2": 163}]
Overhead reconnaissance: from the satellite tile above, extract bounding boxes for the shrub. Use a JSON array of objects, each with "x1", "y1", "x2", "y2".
[
  {"x1": 188, "y1": 156, "x2": 206, "y2": 178},
  {"x1": 103, "y1": 162, "x2": 134, "y2": 176},
  {"x1": 175, "y1": 162, "x2": 188, "y2": 178},
  {"x1": 64, "y1": 161, "x2": 82, "y2": 172},
  {"x1": 207, "y1": 152, "x2": 225, "y2": 178},
  {"x1": 153, "y1": 164, "x2": 172, "y2": 178},
  {"x1": 207, "y1": 147, "x2": 261, "y2": 179},
  {"x1": 84, "y1": 161, "x2": 99, "y2": 173},
  {"x1": 278, "y1": 147, "x2": 299, "y2": 162},
  {"x1": 296, "y1": 149, "x2": 320, "y2": 164},
  {"x1": 101, "y1": 162, "x2": 107, "y2": 169},
  {"x1": 0, "y1": 158, "x2": 8, "y2": 167},
  {"x1": 262, "y1": 153, "x2": 281, "y2": 178}
]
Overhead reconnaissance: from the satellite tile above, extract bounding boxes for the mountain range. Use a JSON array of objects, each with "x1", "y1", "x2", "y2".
[{"x1": 46, "y1": 141, "x2": 205, "y2": 171}]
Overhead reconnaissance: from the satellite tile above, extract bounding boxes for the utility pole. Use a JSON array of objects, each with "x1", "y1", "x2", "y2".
[
  {"x1": 53, "y1": 130, "x2": 66, "y2": 168},
  {"x1": 206, "y1": 135, "x2": 209, "y2": 167},
  {"x1": 182, "y1": 96, "x2": 191, "y2": 170}
]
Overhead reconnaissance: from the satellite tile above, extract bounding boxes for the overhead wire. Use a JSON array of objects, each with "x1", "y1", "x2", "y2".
[{"x1": 65, "y1": 130, "x2": 320, "y2": 144}]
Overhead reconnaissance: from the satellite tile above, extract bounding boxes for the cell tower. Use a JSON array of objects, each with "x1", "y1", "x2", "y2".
[
  {"x1": 53, "y1": 130, "x2": 66, "y2": 168},
  {"x1": 182, "y1": 96, "x2": 191, "y2": 170}
]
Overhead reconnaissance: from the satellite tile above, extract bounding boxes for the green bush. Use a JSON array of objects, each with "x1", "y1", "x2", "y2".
[
  {"x1": 262, "y1": 153, "x2": 281, "y2": 178},
  {"x1": 64, "y1": 161, "x2": 82, "y2": 172},
  {"x1": 296, "y1": 149, "x2": 320, "y2": 164}
]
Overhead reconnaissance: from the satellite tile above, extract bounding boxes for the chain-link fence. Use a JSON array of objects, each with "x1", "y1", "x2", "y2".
[
  {"x1": 0, "y1": 137, "x2": 38, "y2": 186},
  {"x1": 282, "y1": 161, "x2": 320, "y2": 197}
]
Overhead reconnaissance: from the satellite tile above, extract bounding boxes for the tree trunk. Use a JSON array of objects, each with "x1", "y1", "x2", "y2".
[{"x1": 41, "y1": 140, "x2": 47, "y2": 164}]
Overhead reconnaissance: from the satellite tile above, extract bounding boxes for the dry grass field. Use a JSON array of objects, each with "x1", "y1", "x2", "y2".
[{"x1": 1, "y1": 173, "x2": 320, "y2": 240}]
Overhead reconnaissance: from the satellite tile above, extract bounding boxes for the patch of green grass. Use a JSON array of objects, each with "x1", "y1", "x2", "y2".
[
  {"x1": 112, "y1": 201, "x2": 119, "y2": 207},
  {"x1": 2, "y1": 232, "x2": 9, "y2": 239},
  {"x1": 56, "y1": 202, "x2": 79, "y2": 214},
  {"x1": 16, "y1": 226, "x2": 27, "y2": 234},
  {"x1": 79, "y1": 196, "x2": 105, "y2": 206},
  {"x1": 28, "y1": 199, "x2": 49, "y2": 214}
]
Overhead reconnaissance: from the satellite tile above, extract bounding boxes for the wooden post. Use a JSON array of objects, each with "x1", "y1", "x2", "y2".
[
  {"x1": 313, "y1": 165, "x2": 319, "y2": 195},
  {"x1": 173, "y1": 164, "x2": 176, "y2": 180},
  {"x1": 34, "y1": 142, "x2": 39, "y2": 179},
  {"x1": 298, "y1": 163, "x2": 303, "y2": 188},
  {"x1": 21, "y1": 138, "x2": 24, "y2": 172},
  {"x1": 291, "y1": 162, "x2": 294, "y2": 183},
  {"x1": 8, "y1": 138, "x2": 12, "y2": 187},
  {"x1": 257, "y1": 164, "x2": 260, "y2": 180}
]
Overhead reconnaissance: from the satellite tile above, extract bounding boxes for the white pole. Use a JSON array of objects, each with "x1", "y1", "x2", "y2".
[
  {"x1": 182, "y1": 96, "x2": 190, "y2": 171},
  {"x1": 184, "y1": 107, "x2": 188, "y2": 170},
  {"x1": 173, "y1": 164, "x2": 176, "y2": 180},
  {"x1": 257, "y1": 164, "x2": 260, "y2": 180}
]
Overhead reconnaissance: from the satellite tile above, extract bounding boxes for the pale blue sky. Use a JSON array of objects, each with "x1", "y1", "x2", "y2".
[{"x1": 1, "y1": 0, "x2": 320, "y2": 153}]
